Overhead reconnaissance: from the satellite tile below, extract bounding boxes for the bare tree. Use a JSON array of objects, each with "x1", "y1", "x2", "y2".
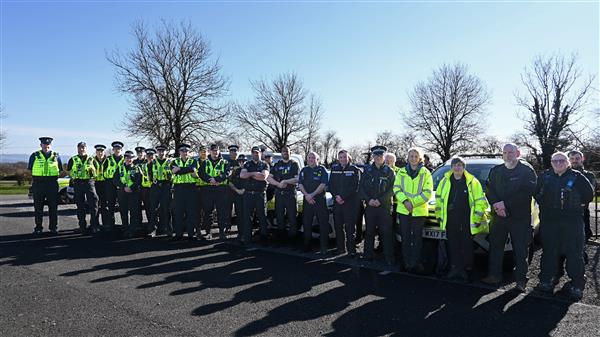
[
  {"x1": 234, "y1": 73, "x2": 323, "y2": 154},
  {"x1": 516, "y1": 53, "x2": 595, "y2": 169},
  {"x1": 405, "y1": 63, "x2": 491, "y2": 162},
  {"x1": 472, "y1": 135, "x2": 504, "y2": 154},
  {"x1": 107, "y1": 20, "x2": 229, "y2": 153},
  {"x1": 319, "y1": 130, "x2": 341, "y2": 166},
  {"x1": 375, "y1": 131, "x2": 416, "y2": 160}
]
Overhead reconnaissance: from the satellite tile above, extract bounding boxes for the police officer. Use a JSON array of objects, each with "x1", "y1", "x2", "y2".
[
  {"x1": 482, "y1": 143, "x2": 537, "y2": 291},
  {"x1": 239, "y1": 146, "x2": 270, "y2": 245},
  {"x1": 227, "y1": 145, "x2": 240, "y2": 168},
  {"x1": 139, "y1": 148, "x2": 159, "y2": 237},
  {"x1": 298, "y1": 152, "x2": 329, "y2": 254},
  {"x1": 28, "y1": 137, "x2": 63, "y2": 235},
  {"x1": 67, "y1": 142, "x2": 99, "y2": 233},
  {"x1": 360, "y1": 146, "x2": 396, "y2": 265},
  {"x1": 134, "y1": 146, "x2": 151, "y2": 226},
  {"x1": 267, "y1": 146, "x2": 300, "y2": 243},
  {"x1": 171, "y1": 144, "x2": 199, "y2": 241},
  {"x1": 133, "y1": 146, "x2": 146, "y2": 166},
  {"x1": 229, "y1": 154, "x2": 247, "y2": 234},
  {"x1": 534, "y1": 152, "x2": 594, "y2": 300},
  {"x1": 195, "y1": 145, "x2": 210, "y2": 238},
  {"x1": 227, "y1": 145, "x2": 241, "y2": 232},
  {"x1": 393, "y1": 147, "x2": 434, "y2": 273},
  {"x1": 330, "y1": 150, "x2": 361, "y2": 257},
  {"x1": 114, "y1": 150, "x2": 142, "y2": 238},
  {"x1": 151, "y1": 145, "x2": 173, "y2": 236},
  {"x1": 102, "y1": 141, "x2": 125, "y2": 231},
  {"x1": 568, "y1": 150, "x2": 597, "y2": 240},
  {"x1": 198, "y1": 144, "x2": 231, "y2": 240},
  {"x1": 91, "y1": 144, "x2": 108, "y2": 230}
]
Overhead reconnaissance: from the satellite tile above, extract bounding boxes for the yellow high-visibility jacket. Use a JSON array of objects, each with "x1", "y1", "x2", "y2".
[
  {"x1": 435, "y1": 170, "x2": 490, "y2": 235},
  {"x1": 393, "y1": 165, "x2": 433, "y2": 217}
]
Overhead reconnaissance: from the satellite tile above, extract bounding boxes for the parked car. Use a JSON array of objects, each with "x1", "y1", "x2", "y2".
[{"x1": 28, "y1": 176, "x2": 74, "y2": 204}]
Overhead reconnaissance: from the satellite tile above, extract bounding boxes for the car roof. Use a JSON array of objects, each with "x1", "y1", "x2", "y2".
[{"x1": 442, "y1": 158, "x2": 504, "y2": 166}]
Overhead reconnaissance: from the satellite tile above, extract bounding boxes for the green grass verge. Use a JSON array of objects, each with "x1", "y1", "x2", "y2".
[{"x1": 0, "y1": 181, "x2": 31, "y2": 195}]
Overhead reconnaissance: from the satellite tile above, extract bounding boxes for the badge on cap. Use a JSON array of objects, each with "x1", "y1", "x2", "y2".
[
  {"x1": 155, "y1": 145, "x2": 167, "y2": 151},
  {"x1": 178, "y1": 143, "x2": 191, "y2": 151},
  {"x1": 145, "y1": 148, "x2": 156, "y2": 155},
  {"x1": 228, "y1": 145, "x2": 239, "y2": 151},
  {"x1": 371, "y1": 145, "x2": 387, "y2": 156},
  {"x1": 124, "y1": 150, "x2": 134, "y2": 157},
  {"x1": 251, "y1": 146, "x2": 260, "y2": 152},
  {"x1": 111, "y1": 141, "x2": 124, "y2": 149},
  {"x1": 94, "y1": 144, "x2": 106, "y2": 151},
  {"x1": 134, "y1": 146, "x2": 146, "y2": 153},
  {"x1": 39, "y1": 137, "x2": 53, "y2": 145}
]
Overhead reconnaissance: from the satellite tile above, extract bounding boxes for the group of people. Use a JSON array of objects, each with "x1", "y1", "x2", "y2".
[{"x1": 28, "y1": 137, "x2": 596, "y2": 300}]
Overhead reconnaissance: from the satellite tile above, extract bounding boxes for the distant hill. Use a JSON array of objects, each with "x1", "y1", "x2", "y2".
[{"x1": 0, "y1": 154, "x2": 71, "y2": 164}]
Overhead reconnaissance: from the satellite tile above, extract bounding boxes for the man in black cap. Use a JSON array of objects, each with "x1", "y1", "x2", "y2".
[
  {"x1": 267, "y1": 146, "x2": 300, "y2": 244},
  {"x1": 227, "y1": 145, "x2": 240, "y2": 168},
  {"x1": 329, "y1": 149, "x2": 361, "y2": 257},
  {"x1": 139, "y1": 148, "x2": 158, "y2": 237},
  {"x1": 67, "y1": 142, "x2": 99, "y2": 233},
  {"x1": 359, "y1": 145, "x2": 396, "y2": 266},
  {"x1": 28, "y1": 137, "x2": 63, "y2": 235},
  {"x1": 114, "y1": 150, "x2": 142, "y2": 237},
  {"x1": 133, "y1": 146, "x2": 146, "y2": 166},
  {"x1": 171, "y1": 144, "x2": 199, "y2": 241},
  {"x1": 152, "y1": 145, "x2": 173, "y2": 236},
  {"x1": 102, "y1": 141, "x2": 125, "y2": 231},
  {"x1": 133, "y1": 146, "x2": 151, "y2": 225},
  {"x1": 239, "y1": 146, "x2": 270, "y2": 245},
  {"x1": 195, "y1": 144, "x2": 211, "y2": 238},
  {"x1": 229, "y1": 154, "x2": 247, "y2": 238},
  {"x1": 263, "y1": 150, "x2": 276, "y2": 226},
  {"x1": 298, "y1": 152, "x2": 330, "y2": 254},
  {"x1": 198, "y1": 144, "x2": 231, "y2": 240},
  {"x1": 91, "y1": 144, "x2": 108, "y2": 230},
  {"x1": 226, "y1": 144, "x2": 241, "y2": 232}
]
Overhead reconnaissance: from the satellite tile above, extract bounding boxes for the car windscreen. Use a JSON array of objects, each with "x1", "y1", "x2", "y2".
[{"x1": 431, "y1": 164, "x2": 496, "y2": 192}]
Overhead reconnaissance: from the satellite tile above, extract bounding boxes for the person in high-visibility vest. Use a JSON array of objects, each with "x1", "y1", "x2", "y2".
[
  {"x1": 435, "y1": 156, "x2": 489, "y2": 282},
  {"x1": 195, "y1": 145, "x2": 210, "y2": 238},
  {"x1": 91, "y1": 144, "x2": 108, "y2": 230},
  {"x1": 102, "y1": 141, "x2": 125, "y2": 231},
  {"x1": 113, "y1": 150, "x2": 142, "y2": 238},
  {"x1": 134, "y1": 146, "x2": 151, "y2": 225},
  {"x1": 148, "y1": 145, "x2": 173, "y2": 237},
  {"x1": 67, "y1": 142, "x2": 99, "y2": 233},
  {"x1": 198, "y1": 144, "x2": 231, "y2": 240},
  {"x1": 28, "y1": 137, "x2": 63, "y2": 235},
  {"x1": 393, "y1": 147, "x2": 433, "y2": 274},
  {"x1": 139, "y1": 148, "x2": 157, "y2": 237},
  {"x1": 171, "y1": 144, "x2": 199, "y2": 241}
]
